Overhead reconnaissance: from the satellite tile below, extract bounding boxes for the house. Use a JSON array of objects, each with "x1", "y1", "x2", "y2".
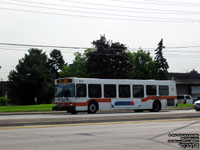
[{"x1": 168, "y1": 70, "x2": 200, "y2": 97}]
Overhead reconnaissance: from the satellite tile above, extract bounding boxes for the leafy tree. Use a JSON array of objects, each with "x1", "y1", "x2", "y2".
[
  {"x1": 49, "y1": 49, "x2": 65, "y2": 78},
  {"x1": 8, "y1": 49, "x2": 54, "y2": 105},
  {"x1": 128, "y1": 50, "x2": 155, "y2": 79},
  {"x1": 154, "y1": 39, "x2": 169, "y2": 80},
  {"x1": 86, "y1": 35, "x2": 132, "y2": 79},
  {"x1": 59, "y1": 49, "x2": 92, "y2": 78}
]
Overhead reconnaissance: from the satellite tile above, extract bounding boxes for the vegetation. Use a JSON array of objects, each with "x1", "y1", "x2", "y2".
[
  {"x1": 0, "y1": 97, "x2": 10, "y2": 106},
  {"x1": 175, "y1": 103, "x2": 193, "y2": 109},
  {"x1": 128, "y1": 50, "x2": 155, "y2": 79},
  {"x1": 7, "y1": 35, "x2": 169, "y2": 106},
  {"x1": 8, "y1": 49, "x2": 64, "y2": 105},
  {"x1": 86, "y1": 35, "x2": 133, "y2": 79},
  {"x1": 0, "y1": 104, "x2": 54, "y2": 112},
  {"x1": 60, "y1": 50, "x2": 89, "y2": 78},
  {"x1": 154, "y1": 39, "x2": 169, "y2": 80}
]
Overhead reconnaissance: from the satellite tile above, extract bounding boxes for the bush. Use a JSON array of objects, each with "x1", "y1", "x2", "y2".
[{"x1": 0, "y1": 97, "x2": 10, "y2": 106}]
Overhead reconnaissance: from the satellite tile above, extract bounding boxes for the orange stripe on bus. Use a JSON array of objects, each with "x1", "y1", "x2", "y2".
[
  {"x1": 56, "y1": 99, "x2": 112, "y2": 107},
  {"x1": 74, "y1": 99, "x2": 111, "y2": 106},
  {"x1": 142, "y1": 96, "x2": 177, "y2": 102}
]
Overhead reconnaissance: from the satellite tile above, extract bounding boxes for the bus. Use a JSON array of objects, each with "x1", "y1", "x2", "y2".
[{"x1": 53, "y1": 77, "x2": 177, "y2": 114}]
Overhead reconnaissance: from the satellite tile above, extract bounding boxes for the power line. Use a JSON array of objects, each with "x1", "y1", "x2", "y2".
[
  {"x1": 7, "y1": 0, "x2": 200, "y2": 15},
  {"x1": 1, "y1": 2, "x2": 196, "y2": 21},
  {"x1": 1, "y1": 42, "x2": 200, "y2": 50},
  {"x1": 105, "y1": 0, "x2": 200, "y2": 7},
  {"x1": 142, "y1": 0, "x2": 200, "y2": 5},
  {"x1": 57, "y1": 0, "x2": 200, "y2": 11},
  {"x1": 0, "y1": 48, "x2": 83, "y2": 53},
  {"x1": 0, "y1": 42, "x2": 88, "y2": 49},
  {"x1": 1, "y1": 7, "x2": 195, "y2": 23}
]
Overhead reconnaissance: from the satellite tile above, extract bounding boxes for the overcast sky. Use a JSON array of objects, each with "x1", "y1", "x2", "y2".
[{"x1": 0, "y1": 0, "x2": 200, "y2": 81}]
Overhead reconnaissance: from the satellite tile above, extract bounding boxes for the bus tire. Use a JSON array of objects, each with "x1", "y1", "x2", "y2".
[
  {"x1": 88, "y1": 101, "x2": 98, "y2": 114},
  {"x1": 134, "y1": 110, "x2": 144, "y2": 112},
  {"x1": 151, "y1": 100, "x2": 161, "y2": 112},
  {"x1": 70, "y1": 111, "x2": 78, "y2": 114},
  {"x1": 195, "y1": 108, "x2": 200, "y2": 111}
]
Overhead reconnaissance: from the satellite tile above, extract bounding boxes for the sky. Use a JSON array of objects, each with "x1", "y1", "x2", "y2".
[{"x1": 0, "y1": 0, "x2": 200, "y2": 81}]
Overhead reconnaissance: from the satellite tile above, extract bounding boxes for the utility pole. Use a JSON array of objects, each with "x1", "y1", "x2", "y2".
[{"x1": 0, "y1": 66, "x2": 2, "y2": 81}]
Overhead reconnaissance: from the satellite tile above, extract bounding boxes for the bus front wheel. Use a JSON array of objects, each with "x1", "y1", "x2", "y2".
[{"x1": 88, "y1": 101, "x2": 98, "y2": 114}]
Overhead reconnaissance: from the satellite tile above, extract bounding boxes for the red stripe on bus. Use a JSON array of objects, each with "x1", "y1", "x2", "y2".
[
  {"x1": 74, "y1": 99, "x2": 111, "y2": 106},
  {"x1": 56, "y1": 98, "x2": 111, "y2": 107},
  {"x1": 142, "y1": 96, "x2": 177, "y2": 102}
]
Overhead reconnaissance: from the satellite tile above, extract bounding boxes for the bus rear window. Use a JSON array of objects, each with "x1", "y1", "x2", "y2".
[
  {"x1": 146, "y1": 85, "x2": 157, "y2": 96},
  {"x1": 159, "y1": 86, "x2": 169, "y2": 96}
]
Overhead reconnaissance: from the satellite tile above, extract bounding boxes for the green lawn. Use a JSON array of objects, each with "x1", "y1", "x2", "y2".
[
  {"x1": 0, "y1": 104, "x2": 54, "y2": 112},
  {"x1": 0, "y1": 103, "x2": 193, "y2": 112},
  {"x1": 174, "y1": 103, "x2": 193, "y2": 109}
]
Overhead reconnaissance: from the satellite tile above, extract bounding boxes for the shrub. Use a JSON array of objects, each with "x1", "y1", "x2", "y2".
[{"x1": 0, "y1": 97, "x2": 10, "y2": 106}]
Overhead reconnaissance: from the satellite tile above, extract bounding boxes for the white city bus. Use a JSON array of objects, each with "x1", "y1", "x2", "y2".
[{"x1": 53, "y1": 77, "x2": 177, "y2": 114}]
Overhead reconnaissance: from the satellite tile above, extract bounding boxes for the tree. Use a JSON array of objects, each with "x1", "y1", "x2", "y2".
[
  {"x1": 128, "y1": 50, "x2": 155, "y2": 79},
  {"x1": 154, "y1": 39, "x2": 169, "y2": 80},
  {"x1": 59, "y1": 49, "x2": 92, "y2": 78},
  {"x1": 8, "y1": 49, "x2": 54, "y2": 105},
  {"x1": 86, "y1": 35, "x2": 132, "y2": 79},
  {"x1": 49, "y1": 49, "x2": 65, "y2": 78}
]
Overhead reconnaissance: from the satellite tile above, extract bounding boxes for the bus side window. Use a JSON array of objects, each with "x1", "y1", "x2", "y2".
[
  {"x1": 104, "y1": 84, "x2": 116, "y2": 98},
  {"x1": 88, "y1": 84, "x2": 101, "y2": 98},
  {"x1": 76, "y1": 84, "x2": 86, "y2": 97},
  {"x1": 159, "y1": 86, "x2": 169, "y2": 96},
  {"x1": 119, "y1": 85, "x2": 130, "y2": 98},
  {"x1": 133, "y1": 85, "x2": 144, "y2": 98},
  {"x1": 146, "y1": 85, "x2": 157, "y2": 96}
]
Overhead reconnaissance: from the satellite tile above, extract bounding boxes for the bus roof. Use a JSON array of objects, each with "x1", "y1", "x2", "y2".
[{"x1": 55, "y1": 77, "x2": 175, "y2": 85}]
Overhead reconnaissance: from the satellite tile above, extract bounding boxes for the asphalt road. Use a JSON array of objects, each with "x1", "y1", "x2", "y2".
[
  {"x1": 0, "y1": 119, "x2": 200, "y2": 150},
  {"x1": 0, "y1": 109, "x2": 199, "y2": 127}
]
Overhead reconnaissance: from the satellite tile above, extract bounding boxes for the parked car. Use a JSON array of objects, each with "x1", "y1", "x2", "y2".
[
  {"x1": 193, "y1": 96, "x2": 200, "y2": 104},
  {"x1": 177, "y1": 95, "x2": 193, "y2": 104},
  {"x1": 193, "y1": 100, "x2": 200, "y2": 111}
]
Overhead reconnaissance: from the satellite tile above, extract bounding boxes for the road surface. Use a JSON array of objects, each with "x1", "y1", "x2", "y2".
[
  {"x1": 0, "y1": 118, "x2": 200, "y2": 150},
  {"x1": 0, "y1": 109, "x2": 199, "y2": 127}
]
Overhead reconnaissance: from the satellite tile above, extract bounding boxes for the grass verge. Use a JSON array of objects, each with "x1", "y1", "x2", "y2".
[
  {"x1": 174, "y1": 103, "x2": 193, "y2": 109},
  {"x1": 0, "y1": 104, "x2": 54, "y2": 112}
]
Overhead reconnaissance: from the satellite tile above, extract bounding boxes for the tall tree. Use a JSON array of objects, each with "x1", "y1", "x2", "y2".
[
  {"x1": 49, "y1": 49, "x2": 65, "y2": 78},
  {"x1": 86, "y1": 35, "x2": 132, "y2": 79},
  {"x1": 59, "y1": 50, "x2": 90, "y2": 78},
  {"x1": 128, "y1": 50, "x2": 155, "y2": 79},
  {"x1": 154, "y1": 39, "x2": 169, "y2": 80},
  {"x1": 8, "y1": 49, "x2": 54, "y2": 105}
]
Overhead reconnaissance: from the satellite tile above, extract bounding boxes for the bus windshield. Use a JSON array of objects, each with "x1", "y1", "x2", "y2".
[{"x1": 55, "y1": 84, "x2": 75, "y2": 97}]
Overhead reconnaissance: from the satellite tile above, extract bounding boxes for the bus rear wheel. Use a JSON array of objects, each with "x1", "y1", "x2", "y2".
[
  {"x1": 151, "y1": 101, "x2": 161, "y2": 112},
  {"x1": 88, "y1": 101, "x2": 98, "y2": 114}
]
